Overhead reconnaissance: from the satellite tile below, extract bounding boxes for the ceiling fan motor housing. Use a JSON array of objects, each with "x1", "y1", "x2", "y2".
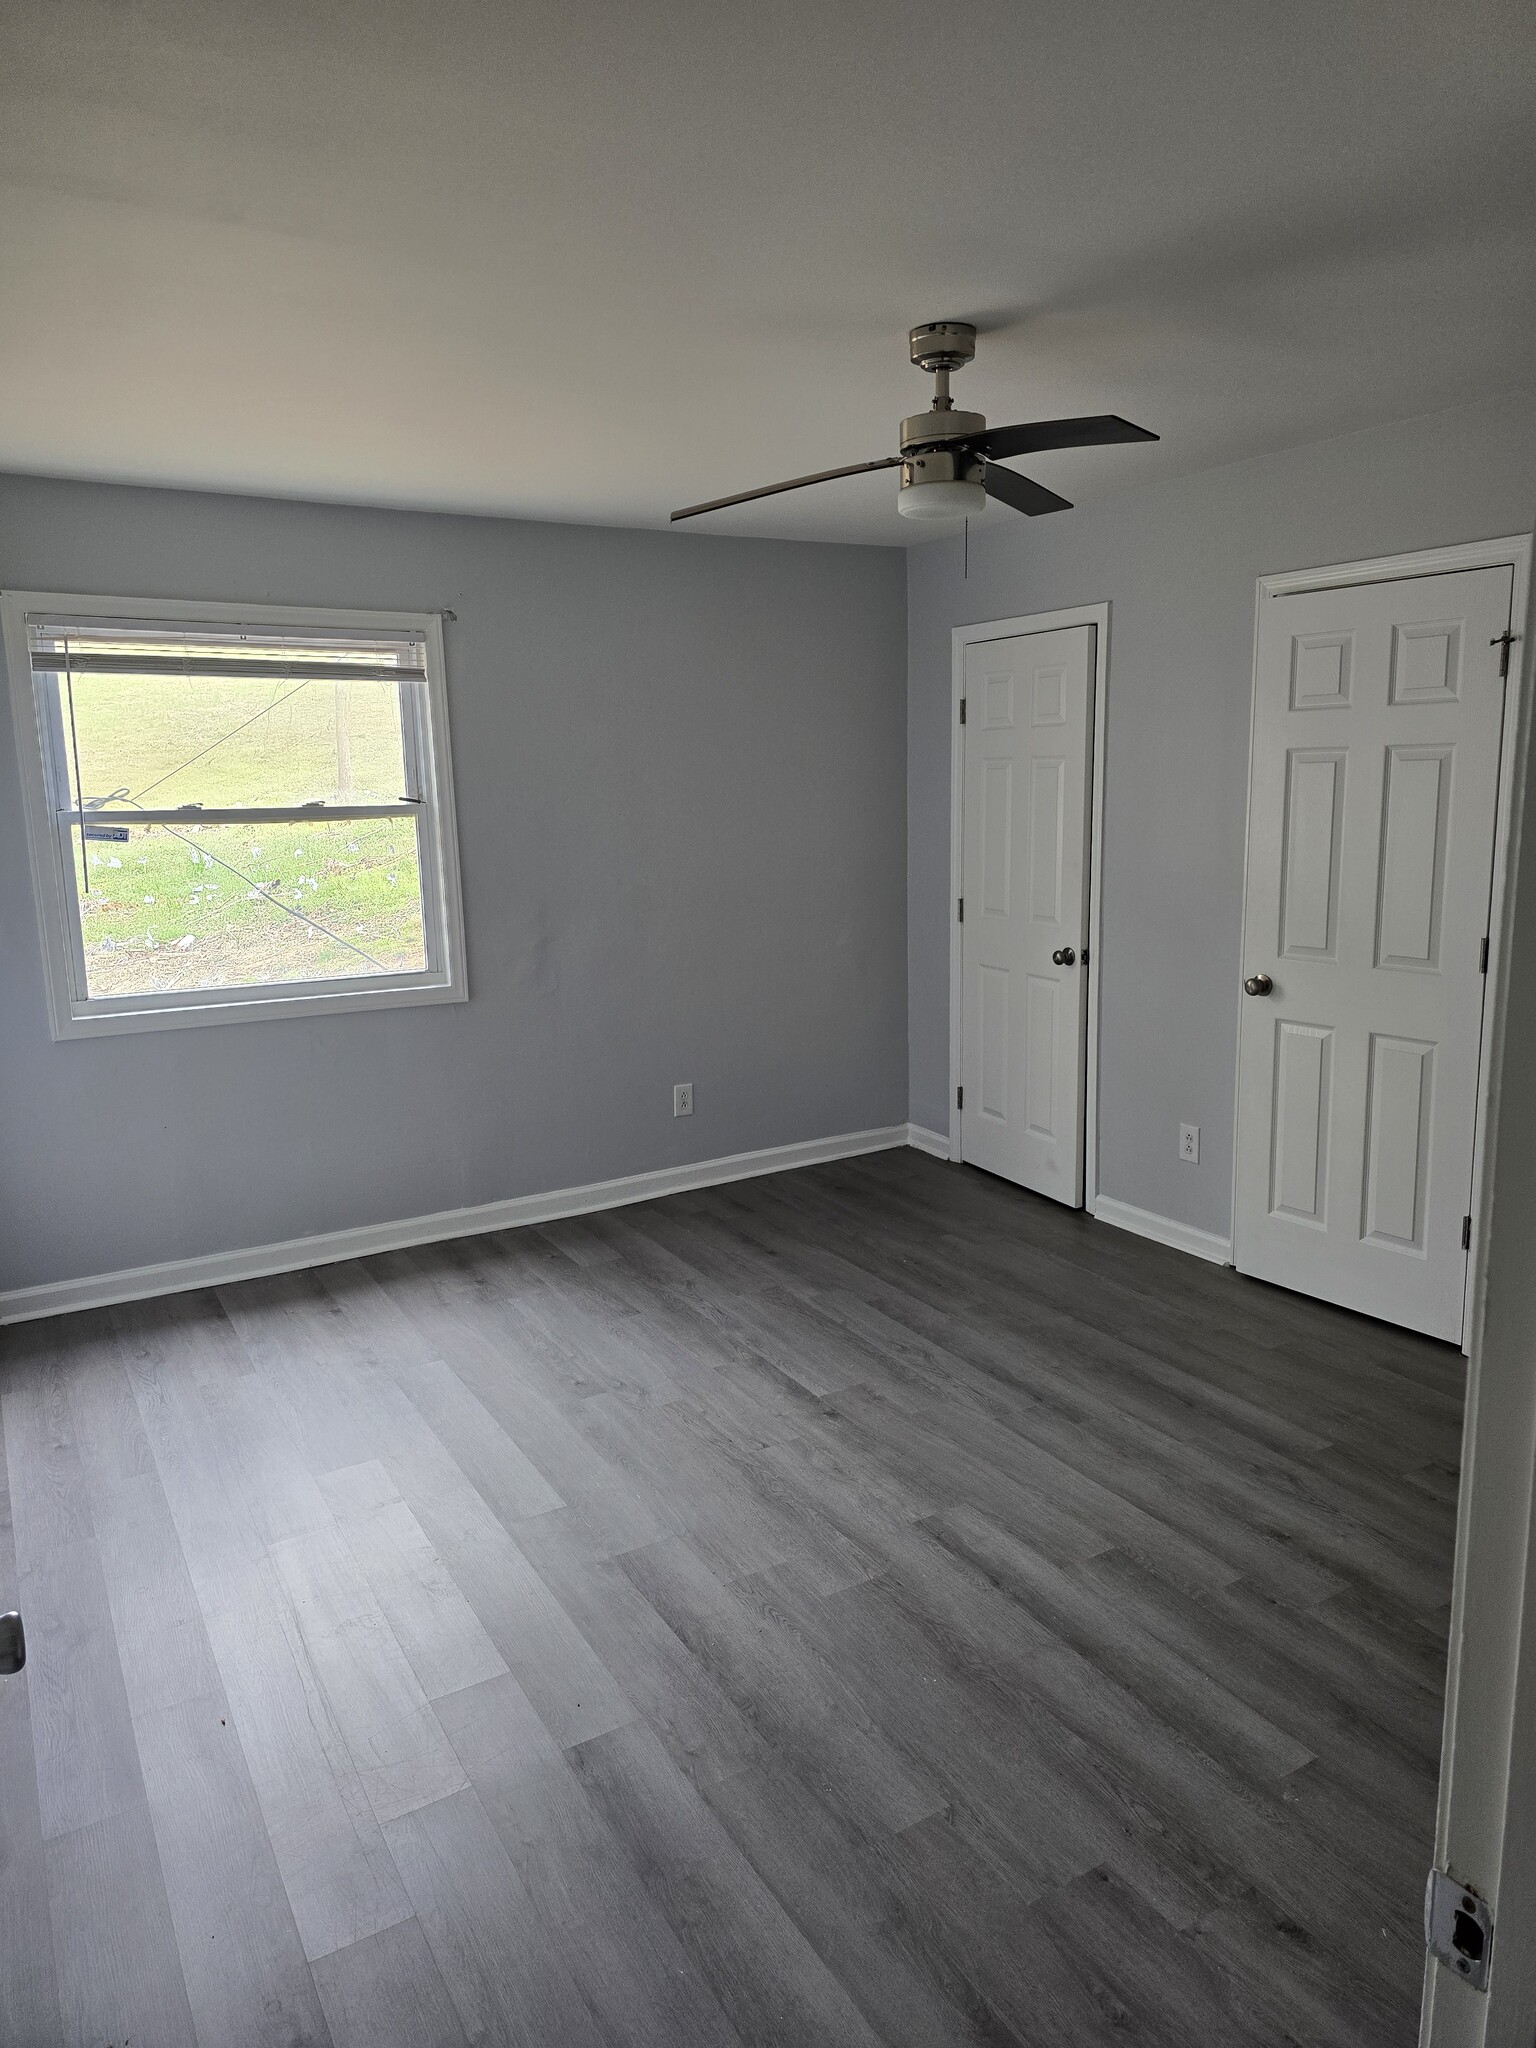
[
  {"x1": 900, "y1": 407, "x2": 987, "y2": 453},
  {"x1": 901, "y1": 446, "x2": 986, "y2": 487}
]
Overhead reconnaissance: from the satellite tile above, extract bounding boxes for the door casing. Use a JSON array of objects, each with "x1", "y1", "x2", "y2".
[
  {"x1": 1235, "y1": 536, "x2": 1532, "y2": 1354},
  {"x1": 948, "y1": 604, "x2": 1110, "y2": 1205},
  {"x1": 1420, "y1": 535, "x2": 1536, "y2": 2048}
]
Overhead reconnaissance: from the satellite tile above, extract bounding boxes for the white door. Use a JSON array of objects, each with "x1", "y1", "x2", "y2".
[
  {"x1": 961, "y1": 623, "x2": 1094, "y2": 1203},
  {"x1": 1234, "y1": 565, "x2": 1513, "y2": 1342}
]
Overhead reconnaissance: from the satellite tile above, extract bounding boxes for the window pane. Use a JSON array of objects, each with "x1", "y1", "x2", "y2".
[
  {"x1": 57, "y1": 669, "x2": 411, "y2": 810},
  {"x1": 71, "y1": 816, "x2": 427, "y2": 997}
]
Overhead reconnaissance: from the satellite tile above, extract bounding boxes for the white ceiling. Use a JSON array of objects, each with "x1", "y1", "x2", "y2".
[{"x1": 3, "y1": 1, "x2": 1533, "y2": 544}]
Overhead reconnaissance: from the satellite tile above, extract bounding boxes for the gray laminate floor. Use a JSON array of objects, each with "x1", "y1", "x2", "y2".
[{"x1": 0, "y1": 1149, "x2": 1459, "y2": 2046}]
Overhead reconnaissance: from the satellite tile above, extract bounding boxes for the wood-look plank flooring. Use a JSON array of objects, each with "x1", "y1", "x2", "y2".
[{"x1": 0, "y1": 1150, "x2": 1460, "y2": 2045}]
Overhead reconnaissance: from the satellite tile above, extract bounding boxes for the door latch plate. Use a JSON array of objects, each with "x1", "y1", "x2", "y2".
[{"x1": 1425, "y1": 1868, "x2": 1492, "y2": 1992}]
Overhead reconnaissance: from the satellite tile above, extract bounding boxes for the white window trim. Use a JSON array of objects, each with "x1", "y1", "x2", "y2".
[{"x1": 2, "y1": 590, "x2": 469, "y2": 1038}]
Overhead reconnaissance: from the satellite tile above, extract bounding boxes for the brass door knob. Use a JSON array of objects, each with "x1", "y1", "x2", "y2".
[{"x1": 1244, "y1": 973, "x2": 1274, "y2": 996}]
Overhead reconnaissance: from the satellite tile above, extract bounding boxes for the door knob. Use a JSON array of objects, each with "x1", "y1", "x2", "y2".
[
  {"x1": 1244, "y1": 973, "x2": 1274, "y2": 996},
  {"x1": 0, "y1": 1610, "x2": 23, "y2": 1676},
  {"x1": 1052, "y1": 946, "x2": 1077, "y2": 967}
]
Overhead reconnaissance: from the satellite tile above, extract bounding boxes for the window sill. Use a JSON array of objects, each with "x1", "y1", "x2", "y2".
[{"x1": 48, "y1": 974, "x2": 468, "y2": 1041}]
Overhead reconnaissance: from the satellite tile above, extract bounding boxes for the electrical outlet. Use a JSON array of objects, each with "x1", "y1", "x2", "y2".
[
  {"x1": 1179, "y1": 1123, "x2": 1200, "y2": 1163},
  {"x1": 673, "y1": 1082, "x2": 693, "y2": 1118}
]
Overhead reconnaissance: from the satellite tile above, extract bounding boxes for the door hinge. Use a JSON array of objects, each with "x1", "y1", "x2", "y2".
[
  {"x1": 1462, "y1": 1214, "x2": 1473, "y2": 1251},
  {"x1": 956, "y1": 1085, "x2": 963, "y2": 1110},
  {"x1": 1492, "y1": 629, "x2": 1521, "y2": 680},
  {"x1": 959, "y1": 697, "x2": 967, "y2": 724},
  {"x1": 1426, "y1": 1868, "x2": 1492, "y2": 1992},
  {"x1": 1480, "y1": 934, "x2": 1489, "y2": 974},
  {"x1": 957, "y1": 897, "x2": 964, "y2": 922}
]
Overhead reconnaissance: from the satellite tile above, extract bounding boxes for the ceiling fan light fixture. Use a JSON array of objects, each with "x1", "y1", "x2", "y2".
[
  {"x1": 896, "y1": 476, "x2": 987, "y2": 520},
  {"x1": 898, "y1": 443, "x2": 987, "y2": 520}
]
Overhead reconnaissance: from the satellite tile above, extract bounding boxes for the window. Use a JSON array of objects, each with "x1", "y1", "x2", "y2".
[{"x1": 2, "y1": 594, "x2": 467, "y2": 1037}]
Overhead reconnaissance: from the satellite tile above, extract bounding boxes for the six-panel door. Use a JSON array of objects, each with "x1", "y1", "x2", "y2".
[
  {"x1": 1234, "y1": 567, "x2": 1512, "y2": 1342},
  {"x1": 961, "y1": 624, "x2": 1094, "y2": 1203}
]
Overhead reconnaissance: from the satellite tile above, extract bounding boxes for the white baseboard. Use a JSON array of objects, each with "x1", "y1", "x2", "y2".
[
  {"x1": 0, "y1": 1123, "x2": 911, "y2": 1326},
  {"x1": 905, "y1": 1123, "x2": 952, "y2": 1159},
  {"x1": 1091, "y1": 1194, "x2": 1233, "y2": 1267}
]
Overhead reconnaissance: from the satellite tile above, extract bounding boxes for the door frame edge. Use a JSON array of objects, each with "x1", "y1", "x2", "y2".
[
  {"x1": 1423, "y1": 530, "x2": 1536, "y2": 2048},
  {"x1": 948, "y1": 603, "x2": 1111, "y2": 1206}
]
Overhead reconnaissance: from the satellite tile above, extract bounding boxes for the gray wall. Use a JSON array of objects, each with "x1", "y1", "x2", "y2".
[
  {"x1": 0, "y1": 475, "x2": 907, "y2": 1293},
  {"x1": 908, "y1": 395, "x2": 1536, "y2": 1239}
]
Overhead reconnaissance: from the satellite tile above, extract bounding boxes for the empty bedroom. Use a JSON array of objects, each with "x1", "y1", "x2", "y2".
[{"x1": 3, "y1": 4, "x2": 1536, "y2": 2045}]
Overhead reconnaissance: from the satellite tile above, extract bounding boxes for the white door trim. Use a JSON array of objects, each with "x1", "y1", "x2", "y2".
[
  {"x1": 948, "y1": 604, "x2": 1110, "y2": 1206},
  {"x1": 1422, "y1": 547, "x2": 1536, "y2": 2048},
  {"x1": 1234, "y1": 534, "x2": 1531, "y2": 1352}
]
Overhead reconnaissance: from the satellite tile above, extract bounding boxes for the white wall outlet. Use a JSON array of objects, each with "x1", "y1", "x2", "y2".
[
  {"x1": 1179, "y1": 1122, "x2": 1200, "y2": 1163},
  {"x1": 673, "y1": 1082, "x2": 694, "y2": 1118}
]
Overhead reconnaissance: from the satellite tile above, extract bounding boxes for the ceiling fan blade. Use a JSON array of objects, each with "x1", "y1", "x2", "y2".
[
  {"x1": 984, "y1": 464, "x2": 1073, "y2": 517},
  {"x1": 982, "y1": 414, "x2": 1158, "y2": 461},
  {"x1": 671, "y1": 457, "x2": 900, "y2": 522}
]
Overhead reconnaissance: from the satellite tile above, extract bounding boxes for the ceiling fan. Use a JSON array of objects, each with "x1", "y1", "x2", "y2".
[{"x1": 672, "y1": 320, "x2": 1157, "y2": 526}]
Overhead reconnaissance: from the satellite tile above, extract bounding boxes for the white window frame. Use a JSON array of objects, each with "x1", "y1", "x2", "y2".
[{"x1": 2, "y1": 590, "x2": 468, "y2": 1038}]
